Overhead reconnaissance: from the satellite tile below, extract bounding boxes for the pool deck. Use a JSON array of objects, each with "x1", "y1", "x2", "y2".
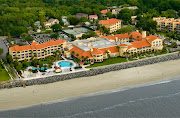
[
  {"x1": 22, "y1": 56, "x2": 89, "y2": 80},
  {"x1": 23, "y1": 67, "x2": 89, "y2": 81}
]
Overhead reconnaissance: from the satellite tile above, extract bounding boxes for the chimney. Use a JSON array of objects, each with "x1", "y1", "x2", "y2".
[
  {"x1": 115, "y1": 37, "x2": 118, "y2": 42},
  {"x1": 142, "y1": 31, "x2": 146, "y2": 38},
  {"x1": 78, "y1": 41, "x2": 83, "y2": 46},
  {"x1": 107, "y1": 17, "x2": 109, "y2": 20},
  {"x1": 87, "y1": 42, "x2": 91, "y2": 47},
  {"x1": 90, "y1": 45, "x2": 95, "y2": 52}
]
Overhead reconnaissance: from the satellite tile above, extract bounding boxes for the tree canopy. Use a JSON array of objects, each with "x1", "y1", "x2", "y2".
[{"x1": 0, "y1": 0, "x2": 179, "y2": 37}]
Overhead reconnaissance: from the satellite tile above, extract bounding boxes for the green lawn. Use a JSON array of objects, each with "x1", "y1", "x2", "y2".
[
  {"x1": 0, "y1": 64, "x2": 10, "y2": 81},
  {"x1": 128, "y1": 58, "x2": 138, "y2": 61},
  {"x1": 154, "y1": 50, "x2": 168, "y2": 56},
  {"x1": 87, "y1": 57, "x2": 127, "y2": 68},
  {"x1": 139, "y1": 56, "x2": 146, "y2": 59}
]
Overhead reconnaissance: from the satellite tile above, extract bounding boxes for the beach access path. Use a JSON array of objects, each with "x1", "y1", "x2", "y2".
[{"x1": 1, "y1": 59, "x2": 180, "y2": 110}]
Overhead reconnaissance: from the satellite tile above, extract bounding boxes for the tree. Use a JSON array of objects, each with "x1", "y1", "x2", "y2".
[
  {"x1": 79, "y1": 17, "x2": 89, "y2": 23},
  {"x1": 71, "y1": 51, "x2": 75, "y2": 56},
  {"x1": 20, "y1": 33, "x2": 34, "y2": 41},
  {"x1": 52, "y1": 24, "x2": 62, "y2": 32},
  {"x1": 82, "y1": 31, "x2": 98, "y2": 39},
  {"x1": 106, "y1": 12, "x2": 113, "y2": 18},
  {"x1": 136, "y1": 16, "x2": 157, "y2": 31},
  {"x1": 6, "y1": 54, "x2": 13, "y2": 64},
  {"x1": 0, "y1": 48, "x2": 3, "y2": 56},
  {"x1": 67, "y1": 16, "x2": 79, "y2": 25},
  {"x1": 171, "y1": 42, "x2": 177, "y2": 48},
  {"x1": 121, "y1": 13, "x2": 132, "y2": 24},
  {"x1": 76, "y1": 53, "x2": 79, "y2": 57},
  {"x1": 51, "y1": 33, "x2": 59, "y2": 39}
]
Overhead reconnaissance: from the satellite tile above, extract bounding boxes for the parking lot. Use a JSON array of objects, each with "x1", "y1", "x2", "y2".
[
  {"x1": 31, "y1": 33, "x2": 71, "y2": 44},
  {"x1": 0, "y1": 36, "x2": 8, "y2": 59}
]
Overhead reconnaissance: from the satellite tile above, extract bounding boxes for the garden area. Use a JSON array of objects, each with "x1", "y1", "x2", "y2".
[
  {"x1": 87, "y1": 57, "x2": 127, "y2": 68},
  {"x1": 0, "y1": 63, "x2": 10, "y2": 81}
]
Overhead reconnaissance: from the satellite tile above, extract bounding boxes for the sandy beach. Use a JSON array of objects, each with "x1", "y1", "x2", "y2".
[{"x1": 1, "y1": 59, "x2": 180, "y2": 110}]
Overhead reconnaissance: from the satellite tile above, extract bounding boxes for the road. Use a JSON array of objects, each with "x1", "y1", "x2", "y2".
[
  {"x1": 1, "y1": 76, "x2": 180, "y2": 117},
  {"x1": 0, "y1": 36, "x2": 8, "y2": 59}
]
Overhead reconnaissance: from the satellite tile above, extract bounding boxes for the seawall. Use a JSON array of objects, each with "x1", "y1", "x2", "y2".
[{"x1": 1, "y1": 52, "x2": 180, "y2": 89}]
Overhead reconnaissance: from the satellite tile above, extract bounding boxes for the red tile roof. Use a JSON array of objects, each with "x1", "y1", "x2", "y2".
[
  {"x1": 101, "y1": 35, "x2": 116, "y2": 40},
  {"x1": 101, "y1": 10, "x2": 108, "y2": 14},
  {"x1": 89, "y1": 15, "x2": 98, "y2": 18},
  {"x1": 144, "y1": 35, "x2": 160, "y2": 42},
  {"x1": 120, "y1": 44, "x2": 127, "y2": 46},
  {"x1": 10, "y1": 39, "x2": 66, "y2": 52},
  {"x1": 102, "y1": 31, "x2": 142, "y2": 41},
  {"x1": 129, "y1": 31, "x2": 142, "y2": 41},
  {"x1": 127, "y1": 40, "x2": 151, "y2": 50},
  {"x1": 99, "y1": 18, "x2": 121, "y2": 25},
  {"x1": 91, "y1": 48, "x2": 103, "y2": 54},
  {"x1": 69, "y1": 45, "x2": 93, "y2": 59},
  {"x1": 99, "y1": 46, "x2": 119, "y2": 55},
  {"x1": 94, "y1": 30, "x2": 102, "y2": 34}
]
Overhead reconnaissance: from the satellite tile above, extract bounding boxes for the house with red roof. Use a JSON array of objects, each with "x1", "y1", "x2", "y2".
[
  {"x1": 89, "y1": 15, "x2": 98, "y2": 21},
  {"x1": 100, "y1": 10, "x2": 108, "y2": 16},
  {"x1": 99, "y1": 18, "x2": 121, "y2": 33}
]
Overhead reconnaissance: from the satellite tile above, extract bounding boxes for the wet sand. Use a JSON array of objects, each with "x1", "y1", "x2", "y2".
[{"x1": 1, "y1": 59, "x2": 180, "y2": 110}]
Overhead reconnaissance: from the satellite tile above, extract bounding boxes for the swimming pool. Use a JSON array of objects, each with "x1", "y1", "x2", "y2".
[
  {"x1": 32, "y1": 68, "x2": 37, "y2": 70},
  {"x1": 39, "y1": 67, "x2": 49, "y2": 70},
  {"x1": 58, "y1": 61, "x2": 74, "y2": 67}
]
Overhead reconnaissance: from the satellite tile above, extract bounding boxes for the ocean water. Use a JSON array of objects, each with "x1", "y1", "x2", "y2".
[{"x1": 1, "y1": 76, "x2": 180, "y2": 118}]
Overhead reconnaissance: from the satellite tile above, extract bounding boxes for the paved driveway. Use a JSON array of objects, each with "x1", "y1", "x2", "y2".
[{"x1": 0, "y1": 36, "x2": 8, "y2": 59}]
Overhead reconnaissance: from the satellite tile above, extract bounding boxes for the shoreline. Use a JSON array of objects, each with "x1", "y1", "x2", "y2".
[{"x1": 1, "y1": 59, "x2": 180, "y2": 110}]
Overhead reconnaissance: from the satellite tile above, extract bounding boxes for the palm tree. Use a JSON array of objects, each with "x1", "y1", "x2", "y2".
[
  {"x1": 81, "y1": 56, "x2": 84, "y2": 61},
  {"x1": 134, "y1": 52, "x2": 137, "y2": 58},
  {"x1": 123, "y1": 52, "x2": 126, "y2": 57},
  {"x1": 127, "y1": 52, "x2": 130, "y2": 58},
  {"x1": 71, "y1": 51, "x2": 75, "y2": 56},
  {"x1": 53, "y1": 52, "x2": 57, "y2": 57},
  {"x1": 56, "y1": 50, "x2": 61, "y2": 56},
  {"x1": 84, "y1": 56, "x2": 89, "y2": 62},
  {"x1": 76, "y1": 53, "x2": 79, "y2": 57},
  {"x1": 130, "y1": 52, "x2": 133, "y2": 58},
  {"x1": 165, "y1": 25, "x2": 169, "y2": 33},
  {"x1": 106, "y1": 51, "x2": 110, "y2": 58}
]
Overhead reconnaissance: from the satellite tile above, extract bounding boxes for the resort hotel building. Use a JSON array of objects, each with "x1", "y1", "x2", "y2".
[
  {"x1": 65, "y1": 31, "x2": 163, "y2": 63},
  {"x1": 153, "y1": 17, "x2": 180, "y2": 34},
  {"x1": 9, "y1": 39, "x2": 67, "y2": 61},
  {"x1": 9, "y1": 31, "x2": 163, "y2": 63},
  {"x1": 99, "y1": 18, "x2": 121, "y2": 33}
]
